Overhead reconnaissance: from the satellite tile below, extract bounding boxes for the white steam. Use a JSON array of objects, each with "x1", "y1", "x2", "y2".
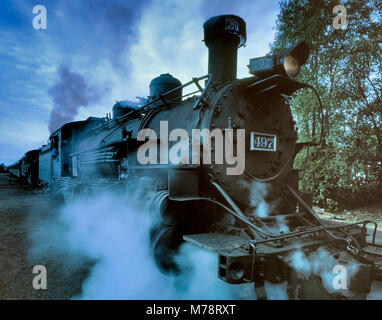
[
  {"x1": 269, "y1": 215, "x2": 290, "y2": 234},
  {"x1": 30, "y1": 185, "x2": 252, "y2": 299},
  {"x1": 285, "y1": 247, "x2": 360, "y2": 295},
  {"x1": 248, "y1": 181, "x2": 270, "y2": 217},
  {"x1": 240, "y1": 180, "x2": 270, "y2": 218}
]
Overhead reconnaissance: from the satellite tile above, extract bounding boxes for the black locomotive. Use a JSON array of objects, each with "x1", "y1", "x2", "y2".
[{"x1": 8, "y1": 15, "x2": 382, "y2": 299}]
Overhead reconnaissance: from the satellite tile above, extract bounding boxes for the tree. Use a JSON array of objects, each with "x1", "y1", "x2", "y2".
[{"x1": 273, "y1": 0, "x2": 382, "y2": 210}]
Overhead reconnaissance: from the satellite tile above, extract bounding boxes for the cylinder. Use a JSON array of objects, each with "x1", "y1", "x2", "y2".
[
  {"x1": 203, "y1": 15, "x2": 246, "y2": 83},
  {"x1": 149, "y1": 190, "x2": 185, "y2": 226}
]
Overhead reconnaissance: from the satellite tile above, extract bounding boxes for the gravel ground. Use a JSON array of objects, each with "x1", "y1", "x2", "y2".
[
  {"x1": 0, "y1": 185, "x2": 91, "y2": 300},
  {"x1": 314, "y1": 205, "x2": 382, "y2": 232}
]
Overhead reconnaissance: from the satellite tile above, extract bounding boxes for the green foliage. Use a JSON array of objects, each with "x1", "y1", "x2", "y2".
[
  {"x1": 273, "y1": 0, "x2": 382, "y2": 210},
  {"x1": 0, "y1": 163, "x2": 6, "y2": 173},
  {"x1": 326, "y1": 198, "x2": 340, "y2": 213}
]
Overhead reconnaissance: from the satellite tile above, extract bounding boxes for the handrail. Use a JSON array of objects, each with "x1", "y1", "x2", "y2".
[
  {"x1": 99, "y1": 74, "x2": 212, "y2": 145},
  {"x1": 362, "y1": 220, "x2": 378, "y2": 245},
  {"x1": 207, "y1": 179, "x2": 368, "y2": 251},
  {"x1": 138, "y1": 74, "x2": 212, "y2": 114}
]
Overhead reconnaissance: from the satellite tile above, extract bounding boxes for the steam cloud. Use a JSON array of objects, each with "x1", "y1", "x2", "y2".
[
  {"x1": 48, "y1": 65, "x2": 109, "y2": 133},
  {"x1": 284, "y1": 248, "x2": 360, "y2": 297},
  {"x1": 29, "y1": 181, "x2": 253, "y2": 299},
  {"x1": 248, "y1": 181, "x2": 270, "y2": 218}
]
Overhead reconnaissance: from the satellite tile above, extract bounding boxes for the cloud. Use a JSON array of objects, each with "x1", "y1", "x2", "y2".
[{"x1": 49, "y1": 0, "x2": 152, "y2": 75}]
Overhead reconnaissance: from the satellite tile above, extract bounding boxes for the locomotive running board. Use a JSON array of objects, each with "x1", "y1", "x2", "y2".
[
  {"x1": 362, "y1": 244, "x2": 382, "y2": 281},
  {"x1": 244, "y1": 74, "x2": 308, "y2": 97},
  {"x1": 183, "y1": 233, "x2": 248, "y2": 253}
]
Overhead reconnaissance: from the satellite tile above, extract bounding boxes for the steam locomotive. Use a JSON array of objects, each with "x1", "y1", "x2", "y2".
[{"x1": 8, "y1": 15, "x2": 382, "y2": 299}]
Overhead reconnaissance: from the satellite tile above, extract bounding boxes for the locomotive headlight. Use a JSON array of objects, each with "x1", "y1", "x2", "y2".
[
  {"x1": 248, "y1": 41, "x2": 309, "y2": 79},
  {"x1": 283, "y1": 54, "x2": 300, "y2": 78}
]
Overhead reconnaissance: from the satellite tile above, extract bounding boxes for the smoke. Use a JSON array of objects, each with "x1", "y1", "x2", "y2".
[
  {"x1": 284, "y1": 247, "x2": 360, "y2": 295},
  {"x1": 269, "y1": 215, "x2": 290, "y2": 234},
  {"x1": 244, "y1": 181, "x2": 284, "y2": 223},
  {"x1": 48, "y1": 65, "x2": 110, "y2": 133},
  {"x1": 47, "y1": 0, "x2": 153, "y2": 133},
  {"x1": 29, "y1": 181, "x2": 251, "y2": 299},
  {"x1": 251, "y1": 183, "x2": 270, "y2": 218},
  {"x1": 241, "y1": 181, "x2": 270, "y2": 218}
]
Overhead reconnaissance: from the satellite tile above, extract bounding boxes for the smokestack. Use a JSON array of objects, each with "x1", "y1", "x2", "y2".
[{"x1": 203, "y1": 15, "x2": 246, "y2": 83}]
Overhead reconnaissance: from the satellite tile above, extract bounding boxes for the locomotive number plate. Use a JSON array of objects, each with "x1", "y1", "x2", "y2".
[{"x1": 250, "y1": 132, "x2": 277, "y2": 152}]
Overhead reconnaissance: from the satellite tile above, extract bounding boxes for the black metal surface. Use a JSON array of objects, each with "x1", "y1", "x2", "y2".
[
  {"x1": 149, "y1": 73, "x2": 182, "y2": 104},
  {"x1": 204, "y1": 15, "x2": 246, "y2": 82},
  {"x1": 245, "y1": 74, "x2": 308, "y2": 97}
]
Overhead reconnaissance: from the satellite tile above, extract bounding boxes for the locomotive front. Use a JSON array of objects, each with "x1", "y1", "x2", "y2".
[
  {"x1": 188, "y1": 15, "x2": 305, "y2": 210},
  {"x1": 45, "y1": 14, "x2": 382, "y2": 299},
  {"x1": 145, "y1": 15, "x2": 380, "y2": 299}
]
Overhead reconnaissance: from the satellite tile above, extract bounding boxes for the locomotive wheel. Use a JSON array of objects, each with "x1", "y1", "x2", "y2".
[{"x1": 151, "y1": 225, "x2": 183, "y2": 275}]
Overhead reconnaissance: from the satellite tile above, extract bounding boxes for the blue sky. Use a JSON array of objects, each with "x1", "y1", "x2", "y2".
[{"x1": 0, "y1": 0, "x2": 279, "y2": 165}]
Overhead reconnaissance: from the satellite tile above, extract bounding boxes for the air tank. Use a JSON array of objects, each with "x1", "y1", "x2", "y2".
[{"x1": 149, "y1": 73, "x2": 182, "y2": 104}]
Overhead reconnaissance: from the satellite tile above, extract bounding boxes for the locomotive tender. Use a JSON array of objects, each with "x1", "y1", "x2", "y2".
[
  {"x1": 8, "y1": 149, "x2": 40, "y2": 185},
  {"x1": 9, "y1": 15, "x2": 382, "y2": 299}
]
